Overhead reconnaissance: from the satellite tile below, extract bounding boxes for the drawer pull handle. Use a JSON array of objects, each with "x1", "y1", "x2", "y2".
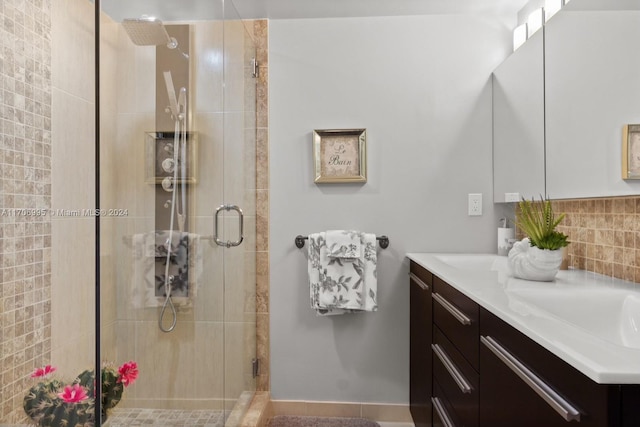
[
  {"x1": 432, "y1": 397, "x2": 456, "y2": 427},
  {"x1": 409, "y1": 272, "x2": 429, "y2": 290},
  {"x1": 433, "y1": 293, "x2": 472, "y2": 325},
  {"x1": 432, "y1": 343, "x2": 472, "y2": 394},
  {"x1": 481, "y1": 335, "x2": 581, "y2": 422}
]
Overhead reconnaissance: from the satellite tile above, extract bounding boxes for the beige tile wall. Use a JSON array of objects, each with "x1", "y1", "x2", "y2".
[
  {"x1": 254, "y1": 19, "x2": 270, "y2": 394},
  {"x1": 0, "y1": 0, "x2": 53, "y2": 422},
  {"x1": 50, "y1": 0, "x2": 96, "y2": 380},
  {"x1": 554, "y1": 197, "x2": 640, "y2": 283}
]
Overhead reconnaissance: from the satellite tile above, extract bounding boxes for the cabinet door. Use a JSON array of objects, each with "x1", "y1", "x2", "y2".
[
  {"x1": 479, "y1": 308, "x2": 615, "y2": 427},
  {"x1": 410, "y1": 263, "x2": 433, "y2": 427}
]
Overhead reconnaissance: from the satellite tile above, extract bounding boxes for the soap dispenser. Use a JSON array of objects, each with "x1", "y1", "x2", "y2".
[{"x1": 498, "y1": 218, "x2": 515, "y2": 256}]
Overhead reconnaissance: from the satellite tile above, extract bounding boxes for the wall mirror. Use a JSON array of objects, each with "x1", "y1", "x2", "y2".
[
  {"x1": 493, "y1": 0, "x2": 640, "y2": 202},
  {"x1": 545, "y1": 1, "x2": 640, "y2": 199}
]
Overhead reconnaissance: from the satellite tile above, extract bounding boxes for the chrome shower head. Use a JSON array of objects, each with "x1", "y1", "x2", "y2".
[
  {"x1": 122, "y1": 16, "x2": 190, "y2": 59},
  {"x1": 122, "y1": 17, "x2": 172, "y2": 46}
]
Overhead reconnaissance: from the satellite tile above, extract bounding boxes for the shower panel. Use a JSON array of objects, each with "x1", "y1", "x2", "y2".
[{"x1": 99, "y1": 0, "x2": 258, "y2": 423}]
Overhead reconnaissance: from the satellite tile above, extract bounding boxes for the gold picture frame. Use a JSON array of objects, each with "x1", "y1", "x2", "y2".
[
  {"x1": 313, "y1": 128, "x2": 367, "y2": 183},
  {"x1": 622, "y1": 124, "x2": 640, "y2": 180}
]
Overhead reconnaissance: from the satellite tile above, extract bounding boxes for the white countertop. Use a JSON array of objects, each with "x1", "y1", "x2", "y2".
[{"x1": 407, "y1": 252, "x2": 640, "y2": 384}]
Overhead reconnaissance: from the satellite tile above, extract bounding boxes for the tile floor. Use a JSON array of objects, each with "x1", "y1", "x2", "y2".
[
  {"x1": 1, "y1": 411, "x2": 414, "y2": 427},
  {"x1": 105, "y1": 408, "x2": 227, "y2": 426}
]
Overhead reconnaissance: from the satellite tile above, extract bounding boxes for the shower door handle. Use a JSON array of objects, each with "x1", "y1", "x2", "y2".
[{"x1": 213, "y1": 204, "x2": 244, "y2": 248}]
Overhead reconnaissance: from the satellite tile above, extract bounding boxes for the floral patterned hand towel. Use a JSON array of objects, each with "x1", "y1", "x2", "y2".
[
  {"x1": 308, "y1": 232, "x2": 378, "y2": 316},
  {"x1": 129, "y1": 231, "x2": 203, "y2": 310},
  {"x1": 326, "y1": 229, "x2": 361, "y2": 259}
]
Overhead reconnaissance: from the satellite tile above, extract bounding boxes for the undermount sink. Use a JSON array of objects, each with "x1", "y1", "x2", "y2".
[
  {"x1": 508, "y1": 287, "x2": 640, "y2": 349},
  {"x1": 433, "y1": 254, "x2": 507, "y2": 271}
]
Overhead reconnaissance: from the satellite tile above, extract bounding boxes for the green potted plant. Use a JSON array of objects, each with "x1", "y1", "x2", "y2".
[
  {"x1": 23, "y1": 361, "x2": 138, "y2": 426},
  {"x1": 516, "y1": 197, "x2": 569, "y2": 250},
  {"x1": 508, "y1": 196, "x2": 569, "y2": 281}
]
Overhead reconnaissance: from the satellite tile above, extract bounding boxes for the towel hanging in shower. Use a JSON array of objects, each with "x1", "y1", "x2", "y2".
[
  {"x1": 308, "y1": 231, "x2": 378, "y2": 316},
  {"x1": 128, "y1": 231, "x2": 202, "y2": 310}
]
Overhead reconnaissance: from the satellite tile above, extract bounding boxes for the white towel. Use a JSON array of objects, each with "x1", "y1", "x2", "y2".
[
  {"x1": 129, "y1": 231, "x2": 202, "y2": 310},
  {"x1": 326, "y1": 230, "x2": 361, "y2": 259},
  {"x1": 308, "y1": 231, "x2": 378, "y2": 316}
]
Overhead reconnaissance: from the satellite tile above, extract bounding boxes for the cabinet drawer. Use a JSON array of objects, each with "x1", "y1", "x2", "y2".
[
  {"x1": 433, "y1": 276, "x2": 479, "y2": 370},
  {"x1": 480, "y1": 308, "x2": 613, "y2": 427},
  {"x1": 433, "y1": 327, "x2": 479, "y2": 427},
  {"x1": 433, "y1": 380, "x2": 461, "y2": 427},
  {"x1": 410, "y1": 261, "x2": 433, "y2": 288}
]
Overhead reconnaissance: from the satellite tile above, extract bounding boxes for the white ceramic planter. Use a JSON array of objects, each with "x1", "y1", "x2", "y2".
[{"x1": 508, "y1": 238, "x2": 564, "y2": 281}]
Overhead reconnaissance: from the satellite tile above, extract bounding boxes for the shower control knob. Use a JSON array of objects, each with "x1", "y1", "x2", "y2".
[
  {"x1": 162, "y1": 177, "x2": 173, "y2": 192},
  {"x1": 162, "y1": 158, "x2": 175, "y2": 173}
]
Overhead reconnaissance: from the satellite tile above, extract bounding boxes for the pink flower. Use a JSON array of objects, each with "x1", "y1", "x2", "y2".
[
  {"x1": 117, "y1": 361, "x2": 138, "y2": 387},
  {"x1": 57, "y1": 384, "x2": 88, "y2": 403},
  {"x1": 31, "y1": 365, "x2": 56, "y2": 378}
]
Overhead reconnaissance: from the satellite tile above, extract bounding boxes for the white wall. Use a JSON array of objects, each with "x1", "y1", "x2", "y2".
[{"x1": 270, "y1": 15, "x2": 511, "y2": 403}]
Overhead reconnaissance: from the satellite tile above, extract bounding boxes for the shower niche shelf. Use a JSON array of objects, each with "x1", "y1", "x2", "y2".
[{"x1": 145, "y1": 131, "x2": 198, "y2": 184}]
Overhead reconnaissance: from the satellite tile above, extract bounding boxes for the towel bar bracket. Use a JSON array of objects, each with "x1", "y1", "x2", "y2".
[{"x1": 295, "y1": 234, "x2": 389, "y2": 249}]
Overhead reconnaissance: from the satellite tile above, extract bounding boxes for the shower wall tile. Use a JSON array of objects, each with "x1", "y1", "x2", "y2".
[
  {"x1": 0, "y1": 0, "x2": 53, "y2": 422},
  {"x1": 225, "y1": 21, "x2": 251, "y2": 114},
  {"x1": 256, "y1": 67, "x2": 269, "y2": 130},
  {"x1": 256, "y1": 128, "x2": 269, "y2": 191},
  {"x1": 254, "y1": 20, "x2": 268, "y2": 68},
  {"x1": 132, "y1": 320, "x2": 198, "y2": 399},
  {"x1": 193, "y1": 321, "x2": 225, "y2": 401},
  {"x1": 51, "y1": 0, "x2": 94, "y2": 102},
  {"x1": 256, "y1": 252, "x2": 269, "y2": 314},
  {"x1": 192, "y1": 216, "x2": 224, "y2": 322},
  {"x1": 50, "y1": 0, "x2": 97, "y2": 395},
  {"x1": 50, "y1": 88, "x2": 95, "y2": 210},
  {"x1": 224, "y1": 320, "x2": 258, "y2": 405},
  {"x1": 193, "y1": 21, "x2": 224, "y2": 114},
  {"x1": 116, "y1": 32, "x2": 156, "y2": 115},
  {"x1": 114, "y1": 112, "x2": 155, "y2": 218},
  {"x1": 192, "y1": 112, "x2": 224, "y2": 216},
  {"x1": 256, "y1": 190, "x2": 268, "y2": 252},
  {"x1": 224, "y1": 111, "x2": 253, "y2": 212},
  {"x1": 256, "y1": 312, "x2": 270, "y2": 392},
  {"x1": 253, "y1": 19, "x2": 269, "y2": 393}
]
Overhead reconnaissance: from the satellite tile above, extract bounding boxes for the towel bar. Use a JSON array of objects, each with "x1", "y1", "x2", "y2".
[{"x1": 295, "y1": 234, "x2": 389, "y2": 249}]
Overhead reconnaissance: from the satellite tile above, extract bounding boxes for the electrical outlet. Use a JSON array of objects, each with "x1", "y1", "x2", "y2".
[
  {"x1": 505, "y1": 192, "x2": 521, "y2": 202},
  {"x1": 468, "y1": 193, "x2": 482, "y2": 216}
]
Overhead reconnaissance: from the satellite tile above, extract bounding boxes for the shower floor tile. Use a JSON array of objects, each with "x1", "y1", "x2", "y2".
[{"x1": 105, "y1": 408, "x2": 227, "y2": 427}]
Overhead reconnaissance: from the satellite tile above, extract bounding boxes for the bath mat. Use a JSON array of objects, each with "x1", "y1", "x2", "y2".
[{"x1": 267, "y1": 415, "x2": 380, "y2": 427}]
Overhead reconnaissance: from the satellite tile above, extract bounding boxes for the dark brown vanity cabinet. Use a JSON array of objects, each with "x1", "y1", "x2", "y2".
[
  {"x1": 409, "y1": 260, "x2": 640, "y2": 427},
  {"x1": 410, "y1": 261, "x2": 433, "y2": 427}
]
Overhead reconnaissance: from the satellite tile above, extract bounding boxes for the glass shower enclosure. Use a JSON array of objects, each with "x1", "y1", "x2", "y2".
[
  {"x1": 0, "y1": 1, "x2": 256, "y2": 423},
  {"x1": 98, "y1": 0, "x2": 258, "y2": 425}
]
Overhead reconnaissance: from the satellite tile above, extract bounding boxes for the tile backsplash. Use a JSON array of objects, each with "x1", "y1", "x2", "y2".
[{"x1": 553, "y1": 197, "x2": 640, "y2": 283}]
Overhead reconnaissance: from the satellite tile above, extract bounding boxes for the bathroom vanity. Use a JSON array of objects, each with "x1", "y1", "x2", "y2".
[{"x1": 407, "y1": 253, "x2": 640, "y2": 427}]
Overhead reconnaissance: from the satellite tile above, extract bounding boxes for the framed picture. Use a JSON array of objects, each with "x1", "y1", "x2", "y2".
[
  {"x1": 312, "y1": 128, "x2": 367, "y2": 183},
  {"x1": 622, "y1": 124, "x2": 640, "y2": 180},
  {"x1": 145, "y1": 132, "x2": 198, "y2": 184}
]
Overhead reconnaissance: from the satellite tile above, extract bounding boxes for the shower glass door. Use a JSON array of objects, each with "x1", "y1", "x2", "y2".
[{"x1": 98, "y1": 0, "x2": 257, "y2": 424}]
